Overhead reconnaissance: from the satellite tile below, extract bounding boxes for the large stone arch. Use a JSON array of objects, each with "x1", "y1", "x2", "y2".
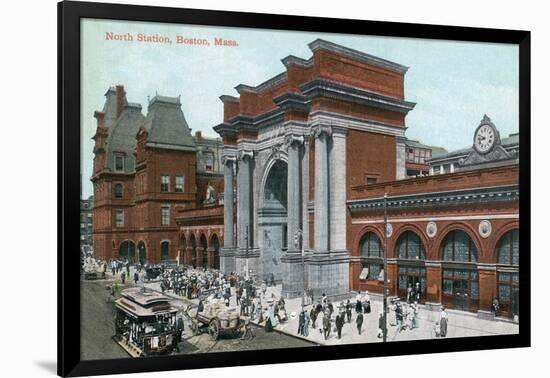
[
  {"x1": 353, "y1": 225, "x2": 385, "y2": 258},
  {"x1": 179, "y1": 234, "x2": 187, "y2": 265},
  {"x1": 209, "y1": 233, "x2": 221, "y2": 270},
  {"x1": 257, "y1": 156, "x2": 288, "y2": 282},
  {"x1": 190, "y1": 233, "x2": 197, "y2": 268}
]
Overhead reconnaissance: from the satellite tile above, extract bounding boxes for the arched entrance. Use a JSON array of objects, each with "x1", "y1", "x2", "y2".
[
  {"x1": 211, "y1": 234, "x2": 220, "y2": 270},
  {"x1": 396, "y1": 231, "x2": 426, "y2": 302},
  {"x1": 258, "y1": 159, "x2": 288, "y2": 282},
  {"x1": 161, "y1": 240, "x2": 170, "y2": 261},
  {"x1": 496, "y1": 229, "x2": 519, "y2": 317},
  {"x1": 119, "y1": 240, "x2": 135, "y2": 262},
  {"x1": 441, "y1": 229, "x2": 479, "y2": 311},
  {"x1": 199, "y1": 234, "x2": 208, "y2": 268},
  {"x1": 137, "y1": 241, "x2": 146, "y2": 264},
  {"x1": 190, "y1": 234, "x2": 197, "y2": 268}
]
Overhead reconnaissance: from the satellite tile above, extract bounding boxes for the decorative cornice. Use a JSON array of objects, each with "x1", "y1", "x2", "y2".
[
  {"x1": 235, "y1": 72, "x2": 288, "y2": 94},
  {"x1": 281, "y1": 55, "x2": 314, "y2": 68},
  {"x1": 308, "y1": 110, "x2": 406, "y2": 137},
  {"x1": 347, "y1": 184, "x2": 519, "y2": 213},
  {"x1": 299, "y1": 78, "x2": 416, "y2": 114},
  {"x1": 308, "y1": 39, "x2": 409, "y2": 74}
]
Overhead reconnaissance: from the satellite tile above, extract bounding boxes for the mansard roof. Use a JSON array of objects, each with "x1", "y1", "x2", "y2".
[
  {"x1": 105, "y1": 103, "x2": 144, "y2": 173},
  {"x1": 143, "y1": 94, "x2": 196, "y2": 151}
]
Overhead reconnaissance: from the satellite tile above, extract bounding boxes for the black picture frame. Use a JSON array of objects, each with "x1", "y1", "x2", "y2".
[{"x1": 58, "y1": 1, "x2": 531, "y2": 376}]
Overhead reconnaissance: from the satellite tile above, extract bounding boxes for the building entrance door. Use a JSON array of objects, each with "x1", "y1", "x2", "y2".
[{"x1": 453, "y1": 280, "x2": 469, "y2": 311}]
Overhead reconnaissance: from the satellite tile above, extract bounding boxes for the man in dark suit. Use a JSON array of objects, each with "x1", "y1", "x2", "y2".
[
  {"x1": 335, "y1": 313, "x2": 345, "y2": 339},
  {"x1": 356, "y1": 311, "x2": 364, "y2": 335}
]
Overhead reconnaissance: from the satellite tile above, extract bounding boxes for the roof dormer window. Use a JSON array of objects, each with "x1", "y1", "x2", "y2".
[{"x1": 114, "y1": 153, "x2": 125, "y2": 172}]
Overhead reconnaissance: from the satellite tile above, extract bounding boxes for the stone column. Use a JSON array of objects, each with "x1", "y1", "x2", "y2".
[
  {"x1": 478, "y1": 265, "x2": 497, "y2": 319},
  {"x1": 395, "y1": 136, "x2": 407, "y2": 180},
  {"x1": 236, "y1": 151, "x2": 253, "y2": 275},
  {"x1": 313, "y1": 125, "x2": 331, "y2": 252},
  {"x1": 329, "y1": 126, "x2": 347, "y2": 252},
  {"x1": 223, "y1": 159, "x2": 235, "y2": 248},
  {"x1": 286, "y1": 135, "x2": 302, "y2": 252},
  {"x1": 301, "y1": 137, "x2": 310, "y2": 251},
  {"x1": 425, "y1": 262, "x2": 442, "y2": 311},
  {"x1": 220, "y1": 158, "x2": 236, "y2": 273}
]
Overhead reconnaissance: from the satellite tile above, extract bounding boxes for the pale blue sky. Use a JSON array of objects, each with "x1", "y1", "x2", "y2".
[{"x1": 81, "y1": 19, "x2": 519, "y2": 198}]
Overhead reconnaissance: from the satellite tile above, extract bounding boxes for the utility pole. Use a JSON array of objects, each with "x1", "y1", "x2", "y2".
[
  {"x1": 294, "y1": 229, "x2": 306, "y2": 308},
  {"x1": 245, "y1": 226, "x2": 249, "y2": 279},
  {"x1": 383, "y1": 192, "x2": 388, "y2": 343}
]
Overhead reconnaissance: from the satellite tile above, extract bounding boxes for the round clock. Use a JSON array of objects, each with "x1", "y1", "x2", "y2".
[{"x1": 474, "y1": 122, "x2": 497, "y2": 154}]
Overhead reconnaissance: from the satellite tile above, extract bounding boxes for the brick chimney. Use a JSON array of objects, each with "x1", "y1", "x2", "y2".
[
  {"x1": 116, "y1": 85, "x2": 125, "y2": 118},
  {"x1": 195, "y1": 131, "x2": 203, "y2": 140}
]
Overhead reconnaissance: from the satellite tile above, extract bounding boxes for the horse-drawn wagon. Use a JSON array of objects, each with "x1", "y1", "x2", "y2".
[{"x1": 184, "y1": 302, "x2": 242, "y2": 341}]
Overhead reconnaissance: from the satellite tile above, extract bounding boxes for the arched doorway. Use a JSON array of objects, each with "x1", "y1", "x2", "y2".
[
  {"x1": 179, "y1": 236, "x2": 187, "y2": 265},
  {"x1": 137, "y1": 241, "x2": 146, "y2": 265},
  {"x1": 199, "y1": 234, "x2": 208, "y2": 268},
  {"x1": 119, "y1": 240, "x2": 135, "y2": 262},
  {"x1": 496, "y1": 229, "x2": 519, "y2": 317},
  {"x1": 190, "y1": 234, "x2": 197, "y2": 268},
  {"x1": 211, "y1": 234, "x2": 220, "y2": 270},
  {"x1": 396, "y1": 231, "x2": 426, "y2": 302},
  {"x1": 258, "y1": 159, "x2": 288, "y2": 282},
  {"x1": 359, "y1": 232, "x2": 383, "y2": 281},
  {"x1": 161, "y1": 240, "x2": 170, "y2": 261},
  {"x1": 441, "y1": 229, "x2": 479, "y2": 311}
]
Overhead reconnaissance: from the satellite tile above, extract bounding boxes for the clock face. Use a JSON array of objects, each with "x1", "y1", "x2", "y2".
[{"x1": 474, "y1": 124, "x2": 496, "y2": 154}]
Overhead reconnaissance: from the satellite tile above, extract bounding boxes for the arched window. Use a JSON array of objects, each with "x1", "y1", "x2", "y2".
[
  {"x1": 496, "y1": 229, "x2": 519, "y2": 317},
  {"x1": 396, "y1": 231, "x2": 426, "y2": 301},
  {"x1": 397, "y1": 231, "x2": 426, "y2": 260},
  {"x1": 359, "y1": 232, "x2": 383, "y2": 280},
  {"x1": 161, "y1": 241, "x2": 170, "y2": 261},
  {"x1": 497, "y1": 229, "x2": 519, "y2": 266},
  {"x1": 442, "y1": 230, "x2": 478, "y2": 263},
  {"x1": 114, "y1": 183, "x2": 123, "y2": 198},
  {"x1": 441, "y1": 230, "x2": 479, "y2": 312},
  {"x1": 360, "y1": 232, "x2": 383, "y2": 258}
]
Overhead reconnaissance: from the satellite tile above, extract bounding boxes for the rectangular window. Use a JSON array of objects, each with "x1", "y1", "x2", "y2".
[
  {"x1": 114, "y1": 154, "x2": 124, "y2": 172},
  {"x1": 205, "y1": 153, "x2": 214, "y2": 172},
  {"x1": 161, "y1": 206, "x2": 170, "y2": 226},
  {"x1": 160, "y1": 175, "x2": 170, "y2": 192},
  {"x1": 366, "y1": 177, "x2": 377, "y2": 185},
  {"x1": 115, "y1": 209, "x2": 124, "y2": 227},
  {"x1": 175, "y1": 175, "x2": 184, "y2": 192}
]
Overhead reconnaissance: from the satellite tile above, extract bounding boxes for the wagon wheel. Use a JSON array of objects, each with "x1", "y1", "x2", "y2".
[{"x1": 208, "y1": 319, "x2": 220, "y2": 341}]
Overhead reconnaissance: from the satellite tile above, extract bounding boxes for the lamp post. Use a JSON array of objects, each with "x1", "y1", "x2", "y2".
[
  {"x1": 383, "y1": 192, "x2": 388, "y2": 343},
  {"x1": 245, "y1": 226, "x2": 249, "y2": 279},
  {"x1": 294, "y1": 229, "x2": 306, "y2": 308}
]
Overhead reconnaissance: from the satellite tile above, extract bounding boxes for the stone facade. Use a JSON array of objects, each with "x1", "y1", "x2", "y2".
[{"x1": 214, "y1": 39, "x2": 415, "y2": 298}]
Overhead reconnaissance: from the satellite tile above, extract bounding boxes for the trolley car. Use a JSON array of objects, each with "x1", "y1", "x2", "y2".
[{"x1": 114, "y1": 287, "x2": 179, "y2": 357}]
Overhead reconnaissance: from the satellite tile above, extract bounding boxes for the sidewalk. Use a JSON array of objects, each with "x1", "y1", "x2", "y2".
[
  {"x1": 245, "y1": 284, "x2": 519, "y2": 345},
  {"x1": 142, "y1": 281, "x2": 518, "y2": 346}
]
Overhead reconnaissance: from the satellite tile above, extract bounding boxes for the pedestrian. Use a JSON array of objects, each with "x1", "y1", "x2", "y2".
[
  {"x1": 303, "y1": 310, "x2": 310, "y2": 337},
  {"x1": 406, "y1": 284, "x2": 413, "y2": 304},
  {"x1": 310, "y1": 307, "x2": 317, "y2": 329},
  {"x1": 134, "y1": 271, "x2": 139, "y2": 284},
  {"x1": 378, "y1": 312, "x2": 386, "y2": 339},
  {"x1": 120, "y1": 271, "x2": 126, "y2": 284},
  {"x1": 410, "y1": 302, "x2": 419, "y2": 329},
  {"x1": 396, "y1": 302, "x2": 404, "y2": 332},
  {"x1": 439, "y1": 306, "x2": 448, "y2": 337},
  {"x1": 356, "y1": 311, "x2": 364, "y2": 335},
  {"x1": 492, "y1": 298, "x2": 500, "y2": 317},
  {"x1": 335, "y1": 312, "x2": 344, "y2": 339},
  {"x1": 414, "y1": 282, "x2": 422, "y2": 303},
  {"x1": 111, "y1": 260, "x2": 116, "y2": 276},
  {"x1": 364, "y1": 291, "x2": 371, "y2": 314},
  {"x1": 298, "y1": 310, "x2": 305, "y2": 336},
  {"x1": 345, "y1": 299, "x2": 352, "y2": 323},
  {"x1": 323, "y1": 311, "x2": 331, "y2": 340}
]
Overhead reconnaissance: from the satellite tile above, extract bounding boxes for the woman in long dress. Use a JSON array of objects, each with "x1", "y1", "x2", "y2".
[{"x1": 439, "y1": 306, "x2": 448, "y2": 337}]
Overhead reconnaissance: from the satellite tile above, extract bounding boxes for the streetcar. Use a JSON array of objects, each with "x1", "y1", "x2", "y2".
[{"x1": 114, "y1": 287, "x2": 180, "y2": 357}]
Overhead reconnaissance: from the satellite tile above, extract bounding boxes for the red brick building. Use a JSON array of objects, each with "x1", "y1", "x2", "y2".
[{"x1": 91, "y1": 85, "x2": 223, "y2": 263}]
